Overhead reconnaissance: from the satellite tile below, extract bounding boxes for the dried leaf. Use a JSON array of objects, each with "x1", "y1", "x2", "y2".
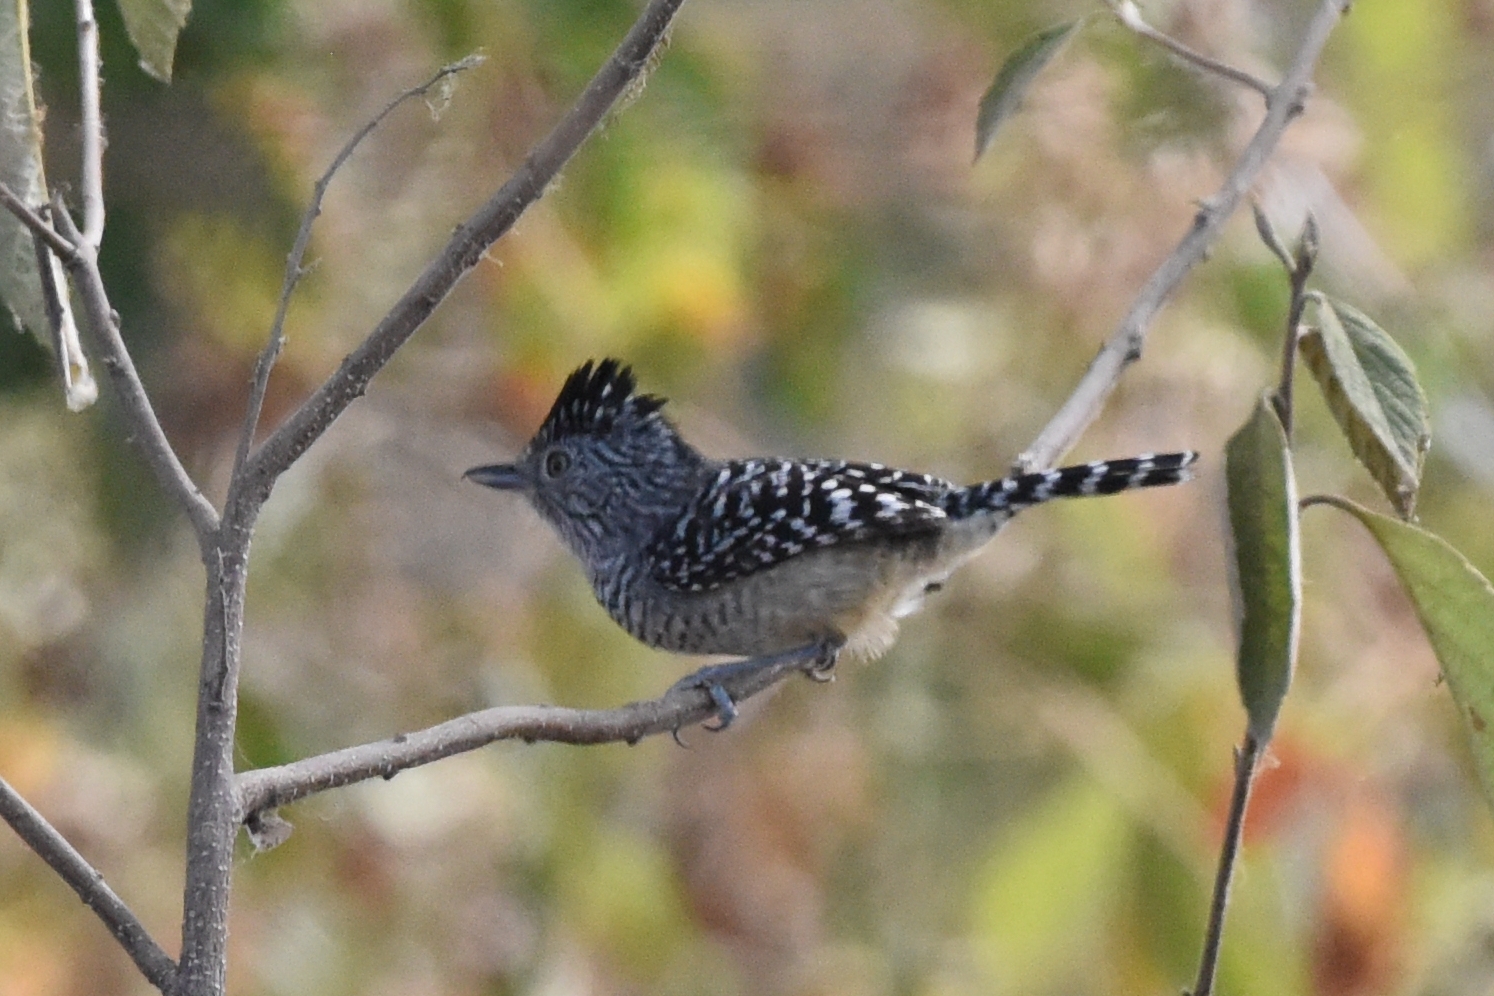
[{"x1": 1299, "y1": 296, "x2": 1430, "y2": 517}]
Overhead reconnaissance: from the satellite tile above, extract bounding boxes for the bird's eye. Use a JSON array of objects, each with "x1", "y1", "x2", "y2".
[{"x1": 543, "y1": 449, "x2": 571, "y2": 478}]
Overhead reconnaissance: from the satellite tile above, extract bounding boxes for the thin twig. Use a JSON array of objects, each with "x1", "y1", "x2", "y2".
[
  {"x1": 0, "y1": 188, "x2": 95, "y2": 408},
  {"x1": 49, "y1": 200, "x2": 221, "y2": 542},
  {"x1": 1188, "y1": 732, "x2": 1261, "y2": 996},
  {"x1": 0, "y1": 776, "x2": 178, "y2": 992},
  {"x1": 1299, "y1": 492, "x2": 1344, "y2": 513},
  {"x1": 239, "y1": 0, "x2": 688, "y2": 499},
  {"x1": 74, "y1": 0, "x2": 105, "y2": 247},
  {"x1": 1108, "y1": 0, "x2": 1274, "y2": 100},
  {"x1": 231, "y1": 55, "x2": 486, "y2": 480},
  {"x1": 1271, "y1": 214, "x2": 1318, "y2": 437},
  {"x1": 0, "y1": 182, "x2": 80, "y2": 260},
  {"x1": 1018, "y1": 0, "x2": 1350, "y2": 472},
  {"x1": 32, "y1": 212, "x2": 69, "y2": 368},
  {"x1": 236, "y1": 646, "x2": 819, "y2": 824}
]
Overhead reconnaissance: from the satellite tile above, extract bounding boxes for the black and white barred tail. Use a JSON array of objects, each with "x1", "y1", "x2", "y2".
[{"x1": 946, "y1": 452, "x2": 1198, "y2": 520}]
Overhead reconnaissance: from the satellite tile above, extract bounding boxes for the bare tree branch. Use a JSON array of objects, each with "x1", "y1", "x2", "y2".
[
  {"x1": 238, "y1": 0, "x2": 687, "y2": 503},
  {"x1": 73, "y1": 0, "x2": 105, "y2": 247},
  {"x1": 0, "y1": 182, "x2": 80, "y2": 260},
  {"x1": 237, "y1": 647, "x2": 819, "y2": 824},
  {"x1": 0, "y1": 776, "x2": 178, "y2": 992},
  {"x1": 1107, "y1": 0, "x2": 1273, "y2": 100},
  {"x1": 231, "y1": 0, "x2": 1354, "y2": 833},
  {"x1": 1018, "y1": 0, "x2": 1351, "y2": 472},
  {"x1": 175, "y1": 552, "x2": 245, "y2": 996},
  {"x1": 232, "y1": 55, "x2": 486, "y2": 480},
  {"x1": 1272, "y1": 213, "x2": 1318, "y2": 437},
  {"x1": 1187, "y1": 733, "x2": 1261, "y2": 996},
  {"x1": 49, "y1": 202, "x2": 221, "y2": 540}
]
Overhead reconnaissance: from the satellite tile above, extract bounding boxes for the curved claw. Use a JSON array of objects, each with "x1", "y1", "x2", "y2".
[
  {"x1": 702, "y1": 683, "x2": 738, "y2": 731},
  {"x1": 805, "y1": 641, "x2": 842, "y2": 683},
  {"x1": 667, "y1": 672, "x2": 741, "y2": 735},
  {"x1": 669, "y1": 641, "x2": 840, "y2": 735}
]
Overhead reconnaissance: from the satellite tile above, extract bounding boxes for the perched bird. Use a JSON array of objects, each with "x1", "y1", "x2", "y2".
[{"x1": 467, "y1": 359, "x2": 1195, "y2": 724}]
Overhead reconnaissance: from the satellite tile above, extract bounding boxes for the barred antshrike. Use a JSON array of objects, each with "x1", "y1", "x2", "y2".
[{"x1": 467, "y1": 360, "x2": 1195, "y2": 725}]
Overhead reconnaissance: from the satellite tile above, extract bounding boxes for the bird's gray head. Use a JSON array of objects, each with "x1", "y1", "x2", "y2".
[{"x1": 465, "y1": 359, "x2": 710, "y2": 563}]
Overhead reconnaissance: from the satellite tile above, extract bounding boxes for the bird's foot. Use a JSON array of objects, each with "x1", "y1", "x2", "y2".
[
  {"x1": 668, "y1": 658, "x2": 776, "y2": 734},
  {"x1": 805, "y1": 641, "x2": 841, "y2": 683},
  {"x1": 669, "y1": 640, "x2": 842, "y2": 737}
]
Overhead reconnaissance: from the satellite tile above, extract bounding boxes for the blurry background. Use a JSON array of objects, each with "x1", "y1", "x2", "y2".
[{"x1": 3, "y1": 0, "x2": 1494, "y2": 993}]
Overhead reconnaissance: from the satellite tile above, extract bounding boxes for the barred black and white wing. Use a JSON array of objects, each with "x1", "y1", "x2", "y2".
[
  {"x1": 647, "y1": 459, "x2": 954, "y2": 593},
  {"x1": 645, "y1": 452, "x2": 1197, "y2": 594}
]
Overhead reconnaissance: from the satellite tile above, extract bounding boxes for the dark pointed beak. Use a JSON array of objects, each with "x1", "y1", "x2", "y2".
[{"x1": 463, "y1": 463, "x2": 525, "y2": 490}]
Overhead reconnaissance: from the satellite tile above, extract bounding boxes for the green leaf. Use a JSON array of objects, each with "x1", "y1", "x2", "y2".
[
  {"x1": 973, "y1": 21, "x2": 1080, "y2": 163},
  {"x1": 1315, "y1": 496, "x2": 1494, "y2": 812},
  {"x1": 1298, "y1": 296, "x2": 1430, "y2": 518},
  {"x1": 1226, "y1": 395, "x2": 1301, "y2": 742},
  {"x1": 118, "y1": 0, "x2": 193, "y2": 82}
]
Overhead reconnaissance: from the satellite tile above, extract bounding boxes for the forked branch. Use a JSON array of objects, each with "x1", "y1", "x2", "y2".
[
  {"x1": 1019, "y1": 0, "x2": 1351, "y2": 471},
  {"x1": 1107, "y1": 0, "x2": 1273, "y2": 99},
  {"x1": 236, "y1": 0, "x2": 688, "y2": 509},
  {"x1": 177, "y1": 2, "x2": 693, "y2": 989},
  {"x1": 232, "y1": 55, "x2": 486, "y2": 479},
  {"x1": 49, "y1": 203, "x2": 221, "y2": 540}
]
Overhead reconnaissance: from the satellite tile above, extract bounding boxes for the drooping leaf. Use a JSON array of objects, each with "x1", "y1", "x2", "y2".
[
  {"x1": 1317, "y1": 496, "x2": 1494, "y2": 812},
  {"x1": 973, "y1": 21, "x2": 1080, "y2": 163},
  {"x1": 1226, "y1": 395, "x2": 1301, "y2": 743},
  {"x1": 1299, "y1": 296, "x2": 1429, "y2": 517},
  {"x1": 117, "y1": 0, "x2": 193, "y2": 82},
  {"x1": 0, "y1": 0, "x2": 96, "y2": 409}
]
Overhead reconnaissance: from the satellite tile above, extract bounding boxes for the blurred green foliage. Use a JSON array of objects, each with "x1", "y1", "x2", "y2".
[{"x1": 4, "y1": 1, "x2": 1494, "y2": 994}]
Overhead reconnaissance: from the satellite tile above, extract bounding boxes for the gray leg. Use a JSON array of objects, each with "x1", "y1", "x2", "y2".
[{"x1": 669, "y1": 638, "x2": 844, "y2": 734}]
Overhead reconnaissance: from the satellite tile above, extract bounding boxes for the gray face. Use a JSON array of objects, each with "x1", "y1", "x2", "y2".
[
  {"x1": 469, "y1": 429, "x2": 712, "y2": 567},
  {"x1": 479, "y1": 435, "x2": 623, "y2": 554},
  {"x1": 464, "y1": 360, "x2": 714, "y2": 570}
]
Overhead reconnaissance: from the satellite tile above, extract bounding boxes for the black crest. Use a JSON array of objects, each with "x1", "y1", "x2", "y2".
[{"x1": 534, "y1": 359, "x2": 668, "y2": 446}]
